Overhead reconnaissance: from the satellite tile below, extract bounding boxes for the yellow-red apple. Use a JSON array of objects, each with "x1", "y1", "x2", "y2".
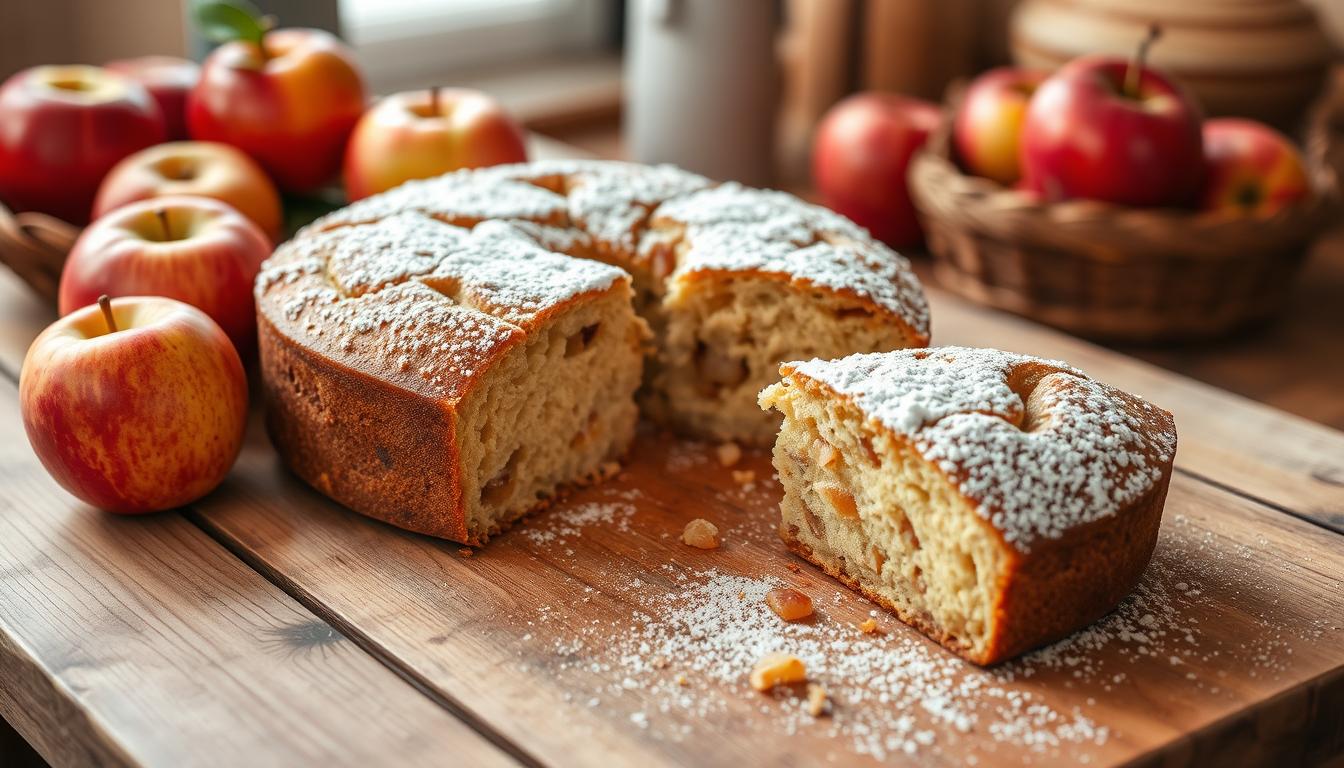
[
  {"x1": 188, "y1": 27, "x2": 367, "y2": 193},
  {"x1": 94, "y1": 141, "x2": 283, "y2": 242},
  {"x1": 343, "y1": 87, "x2": 528, "y2": 201},
  {"x1": 0, "y1": 65, "x2": 164, "y2": 224},
  {"x1": 20, "y1": 295, "x2": 247, "y2": 514},
  {"x1": 812, "y1": 92, "x2": 941, "y2": 248},
  {"x1": 105, "y1": 56, "x2": 200, "y2": 141},
  {"x1": 1201, "y1": 118, "x2": 1309, "y2": 216},
  {"x1": 953, "y1": 67, "x2": 1047, "y2": 185},
  {"x1": 59, "y1": 196, "x2": 271, "y2": 359}
]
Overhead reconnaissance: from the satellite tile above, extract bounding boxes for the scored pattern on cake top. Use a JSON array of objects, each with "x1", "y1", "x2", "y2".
[
  {"x1": 260, "y1": 160, "x2": 932, "y2": 401},
  {"x1": 649, "y1": 183, "x2": 929, "y2": 330},
  {"x1": 300, "y1": 160, "x2": 928, "y2": 339},
  {"x1": 256, "y1": 213, "x2": 627, "y2": 401},
  {"x1": 783, "y1": 347, "x2": 1177, "y2": 549}
]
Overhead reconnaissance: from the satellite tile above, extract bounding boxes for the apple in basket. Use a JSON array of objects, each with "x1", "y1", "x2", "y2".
[
  {"x1": 1020, "y1": 26, "x2": 1204, "y2": 207},
  {"x1": 953, "y1": 67, "x2": 1048, "y2": 186},
  {"x1": 1200, "y1": 118, "x2": 1310, "y2": 216}
]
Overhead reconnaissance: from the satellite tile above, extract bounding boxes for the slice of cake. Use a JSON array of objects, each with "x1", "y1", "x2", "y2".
[
  {"x1": 641, "y1": 183, "x2": 929, "y2": 444},
  {"x1": 758, "y1": 347, "x2": 1178, "y2": 664}
]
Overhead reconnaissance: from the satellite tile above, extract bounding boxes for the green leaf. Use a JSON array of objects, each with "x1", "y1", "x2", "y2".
[{"x1": 196, "y1": 0, "x2": 268, "y2": 47}]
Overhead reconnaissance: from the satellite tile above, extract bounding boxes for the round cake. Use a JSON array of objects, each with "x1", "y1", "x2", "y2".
[
  {"x1": 255, "y1": 160, "x2": 930, "y2": 544},
  {"x1": 759, "y1": 346, "x2": 1178, "y2": 664}
]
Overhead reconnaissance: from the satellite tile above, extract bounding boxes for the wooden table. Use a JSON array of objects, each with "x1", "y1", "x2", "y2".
[{"x1": 2, "y1": 145, "x2": 1343, "y2": 767}]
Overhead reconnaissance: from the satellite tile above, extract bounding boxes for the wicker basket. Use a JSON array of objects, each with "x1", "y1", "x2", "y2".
[{"x1": 909, "y1": 91, "x2": 1341, "y2": 342}]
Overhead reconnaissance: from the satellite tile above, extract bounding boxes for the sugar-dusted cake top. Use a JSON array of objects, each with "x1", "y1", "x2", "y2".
[
  {"x1": 650, "y1": 183, "x2": 929, "y2": 332},
  {"x1": 296, "y1": 159, "x2": 929, "y2": 340},
  {"x1": 781, "y1": 347, "x2": 1177, "y2": 549},
  {"x1": 261, "y1": 160, "x2": 933, "y2": 401},
  {"x1": 256, "y1": 213, "x2": 628, "y2": 401}
]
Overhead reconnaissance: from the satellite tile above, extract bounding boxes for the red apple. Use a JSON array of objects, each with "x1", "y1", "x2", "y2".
[
  {"x1": 1201, "y1": 118, "x2": 1310, "y2": 216},
  {"x1": 343, "y1": 87, "x2": 528, "y2": 201},
  {"x1": 954, "y1": 67, "x2": 1048, "y2": 185},
  {"x1": 94, "y1": 141, "x2": 283, "y2": 242},
  {"x1": 105, "y1": 56, "x2": 200, "y2": 141},
  {"x1": 20, "y1": 295, "x2": 247, "y2": 514},
  {"x1": 188, "y1": 27, "x2": 366, "y2": 193},
  {"x1": 812, "y1": 93, "x2": 941, "y2": 248},
  {"x1": 1020, "y1": 29, "x2": 1204, "y2": 207},
  {"x1": 0, "y1": 65, "x2": 164, "y2": 224},
  {"x1": 58, "y1": 196, "x2": 272, "y2": 359}
]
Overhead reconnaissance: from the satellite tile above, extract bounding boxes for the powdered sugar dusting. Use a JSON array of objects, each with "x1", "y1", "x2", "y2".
[
  {"x1": 309, "y1": 170, "x2": 569, "y2": 232},
  {"x1": 520, "y1": 500, "x2": 636, "y2": 545},
  {"x1": 654, "y1": 183, "x2": 930, "y2": 336},
  {"x1": 784, "y1": 347, "x2": 1177, "y2": 549},
  {"x1": 257, "y1": 212, "x2": 627, "y2": 393},
  {"x1": 544, "y1": 567, "x2": 1116, "y2": 761}
]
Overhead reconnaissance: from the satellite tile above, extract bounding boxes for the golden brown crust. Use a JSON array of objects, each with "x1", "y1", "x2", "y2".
[
  {"x1": 259, "y1": 312, "x2": 470, "y2": 541},
  {"x1": 769, "y1": 349, "x2": 1177, "y2": 666}
]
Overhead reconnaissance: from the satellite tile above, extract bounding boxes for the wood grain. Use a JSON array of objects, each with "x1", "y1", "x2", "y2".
[
  {"x1": 0, "y1": 376, "x2": 516, "y2": 768},
  {"x1": 182, "y1": 417, "x2": 1344, "y2": 767}
]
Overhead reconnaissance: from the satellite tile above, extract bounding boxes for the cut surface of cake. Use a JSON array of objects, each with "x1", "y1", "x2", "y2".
[
  {"x1": 758, "y1": 347, "x2": 1177, "y2": 664},
  {"x1": 256, "y1": 160, "x2": 930, "y2": 543}
]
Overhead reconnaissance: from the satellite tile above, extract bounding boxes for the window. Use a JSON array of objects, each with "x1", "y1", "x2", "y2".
[{"x1": 340, "y1": 0, "x2": 616, "y2": 91}]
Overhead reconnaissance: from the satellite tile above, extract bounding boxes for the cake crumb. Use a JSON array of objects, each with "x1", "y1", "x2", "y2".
[
  {"x1": 682, "y1": 518, "x2": 720, "y2": 549},
  {"x1": 599, "y1": 461, "x2": 622, "y2": 479},
  {"x1": 786, "y1": 562, "x2": 802, "y2": 574},
  {"x1": 676, "y1": 674, "x2": 689, "y2": 687},
  {"x1": 750, "y1": 652, "x2": 807, "y2": 691},
  {"x1": 457, "y1": 547, "x2": 474, "y2": 558},
  {"x1": 859, "y1": 618, "x2": 881, "y2": 635},
  {"x1": 806, "y1": 683, "x2": 830, "y2": 717},
  {"x1": 765, "y1": 587, "x2": 814, "y2": 621},
  {"x1": 732, "y1": 469, "x2": 756, "y2": 486},
  {"x1": 716, "y1": 441, "x2": 742, "y2": 467}
]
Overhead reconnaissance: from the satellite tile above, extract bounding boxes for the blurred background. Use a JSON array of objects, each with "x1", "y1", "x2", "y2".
[{"x1": 3, "y1": 0, "x2": 1342, "y2": 179}]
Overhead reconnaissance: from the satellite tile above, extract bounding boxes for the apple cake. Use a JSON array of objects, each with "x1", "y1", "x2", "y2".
[
  {"x1": 759, "y1": 347, "x2": 1177, "y2": 664},
  {"x1": 256, "y1": 160, "x2": 929, "y2": 544}
]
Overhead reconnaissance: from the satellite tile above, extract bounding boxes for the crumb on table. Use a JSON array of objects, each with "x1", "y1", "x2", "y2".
[{"x1": 682, "y1": 518, "x2": 720, "y2": 549}]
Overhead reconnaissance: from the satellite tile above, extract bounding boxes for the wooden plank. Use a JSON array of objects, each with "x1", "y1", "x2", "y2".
[
  {"x1": 0, "y1": 376, "x2": 517, "y2": 767},
  {"x1": 926, "y1": 290, "x2": 1344, "y2": 532},
  {"x1": 187, "y1": 423, "x2": 1344, "y2": 767},
  {"x1": 3, "y1": 256, "x2": 1339, "y2": 532}
]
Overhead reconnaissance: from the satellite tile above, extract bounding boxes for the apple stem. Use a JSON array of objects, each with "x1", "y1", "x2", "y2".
[
  {"x1": 257, "y1": 15, "x2": 277, "y2": 62},
  {"x1": 430, "y1": 86, "x2": 440, "y2": 114},
  {"x1": 1124, "y1": 24, "x2": 1162, "y2": 99},
  {"x1": 154, "y1": 207, "x2": 170, "y2": 240},
  {"x1": 98, "y1": 295, "x2": 117, "y2": 334}
]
